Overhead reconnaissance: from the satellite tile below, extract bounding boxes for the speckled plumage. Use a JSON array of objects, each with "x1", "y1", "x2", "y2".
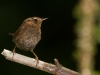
[
  {"x1": 10, "y1": 17, "x2": 47, "y2": 65},
  {"x1": 13, "y1": 17, "x2": 42, "y2": 51}
]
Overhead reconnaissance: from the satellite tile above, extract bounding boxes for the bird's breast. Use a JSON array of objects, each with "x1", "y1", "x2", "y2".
[{"x1": 13, "y1": 26, "x2": 41, "y2": 51}]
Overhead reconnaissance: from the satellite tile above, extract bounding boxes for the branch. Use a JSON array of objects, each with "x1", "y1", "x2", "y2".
[{"x1": 1, "y1": 49, "x2": 80, "y2": 75}]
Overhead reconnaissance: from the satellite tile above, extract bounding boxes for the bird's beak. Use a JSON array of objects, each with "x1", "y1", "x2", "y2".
[{"x1": 42, "y1": 18, "x2": 48, "y2": 21}]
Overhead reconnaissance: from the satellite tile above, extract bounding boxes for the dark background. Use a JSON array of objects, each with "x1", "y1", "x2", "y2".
[{"x1": 0, "y1": 0, "x2": 99, "y2": 75}]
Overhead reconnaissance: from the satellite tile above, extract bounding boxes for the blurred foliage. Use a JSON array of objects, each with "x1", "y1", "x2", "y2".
[
  {"x1": 73, "y1": 0, "x2": 100, "y2": 75},
  {"x1": 95, "y1": 7, "x2": 100, "y2": 43}
]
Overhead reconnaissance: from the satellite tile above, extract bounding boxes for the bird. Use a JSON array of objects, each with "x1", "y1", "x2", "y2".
[{"x1": 9, "y1": 16, "x2": 48, "y2": 66}]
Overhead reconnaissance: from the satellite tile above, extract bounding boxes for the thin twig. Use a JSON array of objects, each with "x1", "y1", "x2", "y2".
[{"x1": 1, "y1": 49, "x2": 80, "y2": 75}]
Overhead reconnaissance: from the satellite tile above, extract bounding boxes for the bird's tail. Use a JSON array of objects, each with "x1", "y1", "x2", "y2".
[{"x1": 9, "y1": 33, "x2": 15, "y2": 36}]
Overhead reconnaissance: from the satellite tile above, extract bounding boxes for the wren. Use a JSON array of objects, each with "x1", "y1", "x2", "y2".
[{"x1": 9, "y1": 17, "x2": 47, "y2": 65}]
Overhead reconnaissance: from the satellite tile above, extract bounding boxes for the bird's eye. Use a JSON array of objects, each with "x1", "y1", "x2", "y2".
[{"x1": 34, "y1": 19, "x2": 37, "y2": 22}]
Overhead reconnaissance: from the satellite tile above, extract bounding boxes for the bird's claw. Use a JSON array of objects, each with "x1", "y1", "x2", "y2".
[{"x1": 33, "y1": 57, "x2": 39, "y2": 67}]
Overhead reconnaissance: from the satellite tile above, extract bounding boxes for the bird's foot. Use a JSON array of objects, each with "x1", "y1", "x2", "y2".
[
  {"x1": 34, "y1": 57, "x2": 39, "y2": 67},
  {"x1": 10, "y1": 46, "x2": 16, "y2": 59},
  {"x1": 10, "y1": 50, "x2": 16, "y2": 59}
]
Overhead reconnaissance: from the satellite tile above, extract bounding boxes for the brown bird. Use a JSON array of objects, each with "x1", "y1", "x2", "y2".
[{"x1": 9, "y1": 17, "x2": 47, "y2": 65}]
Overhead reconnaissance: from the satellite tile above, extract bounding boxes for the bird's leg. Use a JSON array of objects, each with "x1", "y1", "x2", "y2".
[
  {"x1": 11, "y1": 46, "x2": 16, "y2": 59},
  {"x1": 31, "y1": 50, "x2": 39, "y2": 66}
]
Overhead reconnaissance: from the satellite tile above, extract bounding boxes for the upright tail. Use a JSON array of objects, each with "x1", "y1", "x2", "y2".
[{"x1": 9, "y1": 33, "x2": 15, "y2": 36}]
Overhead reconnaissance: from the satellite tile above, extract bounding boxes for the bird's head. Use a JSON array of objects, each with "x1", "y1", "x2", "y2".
[{"x1": 24, "y1": 17, "x2": 48, "y2": 27}]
